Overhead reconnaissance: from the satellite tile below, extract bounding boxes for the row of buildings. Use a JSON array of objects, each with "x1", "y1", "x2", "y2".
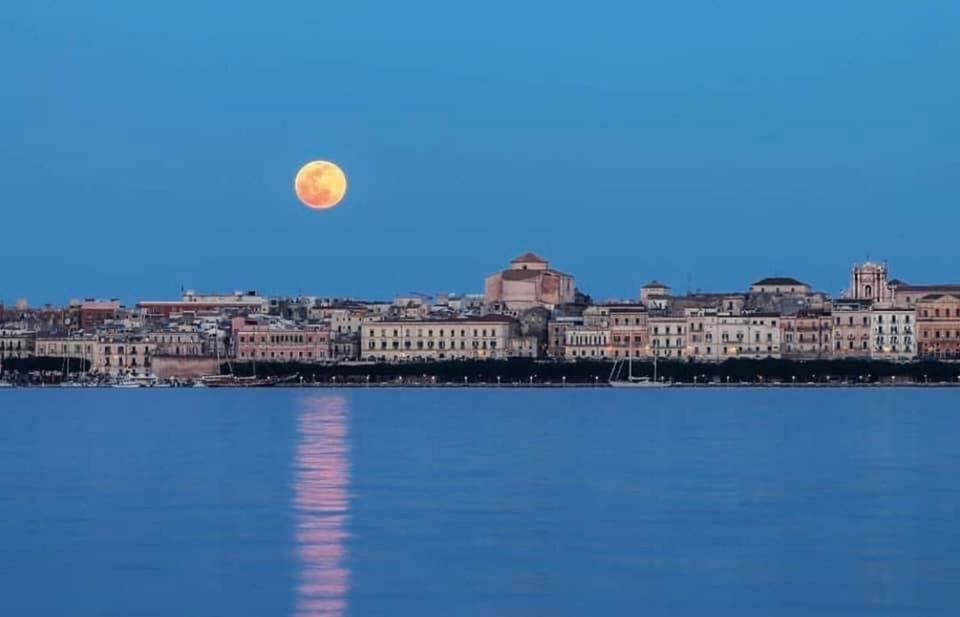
[{"x1": 2, "y1": 254, "x2": 960, "y2": 378}]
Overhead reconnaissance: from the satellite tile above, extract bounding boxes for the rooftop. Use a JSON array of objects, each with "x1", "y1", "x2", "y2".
[
  {"x1": 752, "y1": 277, "x2": 807, "y2": 287},
  {"x1": 898, "y1": 284, "x2": 960, "y2": 292},
  {"x1": 509, "y1": 252, "x2": 547, "y2": 264}
]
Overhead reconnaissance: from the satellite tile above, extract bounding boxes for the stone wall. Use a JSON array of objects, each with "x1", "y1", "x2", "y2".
[{"x1": 152, "y1": 356, "x2": 218, "y2": 379}]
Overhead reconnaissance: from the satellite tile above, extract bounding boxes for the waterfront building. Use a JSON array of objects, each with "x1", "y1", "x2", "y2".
[
  {"x1": 330, "y1": 332, "x2": 361, "y2": 362},
  {"x1": 35, "y1": 334, "x2": 157, "y2": 376},
  {"x1": 607, "y1": 304, "x2": 649, "y2": 359},
  {"x1": 0, "y1": 329, "x2": 35, "y2": 370},
  {"x1": 685, "y1": 308, "x2": 714, "y2": 360},
  {"x1": 233, "y1": 317, "x2": 330, "y2": 362},
  {"x1": 484, "y1": 252, "x2": 576, "y2": 310},
  {"x1": 870, "y1": 307, "x2": 916, "y2": 361},
  {"x1": 509, "y1": 336, "x2": 539, "y2": 358},
  {"x1": 832, "y1": 300, "x2": 873, "y2": 357},
  {"x1": 546, "y1": 316, "x2": 582, "y2": 359},
  {"x1": 687, "y1": 312, "x2": 781, "y2": 361},
  {"x1": 361, "y1": 316, "x2": 519, "y2": 362},
  {"x1": 151, "y1": 330, "x2": 205, "y2": 357},
  {"x1": 780, "y1": 310, "x2": 832, "y2": 359},
  {"x1": 648, "y1": 314, "x2": 687, "y2": 360},
  {"x1": 916, "y1": 294, "x2": 960, "y2": 360},
  {"x1": 564, "y1": 327, "x2": 611, "y2": 360}
]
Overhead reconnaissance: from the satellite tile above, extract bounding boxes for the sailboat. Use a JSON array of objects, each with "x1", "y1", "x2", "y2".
[
  {"x1": 608, "y1": 338, "x2": 670, "y2": 388},
  {"x1": 199, "y1": 330, "x2": 297, "y2": 387}
]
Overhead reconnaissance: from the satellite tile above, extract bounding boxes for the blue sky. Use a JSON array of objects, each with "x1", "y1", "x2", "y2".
[{"x1": 3, "y1": 1, "x2": 958, "y2": 305}]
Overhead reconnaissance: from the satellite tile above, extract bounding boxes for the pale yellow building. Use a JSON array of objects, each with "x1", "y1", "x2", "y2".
[
  {"x1": 686, "y1": 311, "x2": 781, "y2": 361},
  {"x1": 648, "y1": 315, "x2": 687, "y2": 359},
  {"x1": 564, "y1": 327, "x2": 611, "y2": 360},
  {"x1": 361, "y1": 316, "x2": 519, "y2": 361},
  {"x1": 35, "y1": 335, "x2": 157, "y2": 376}
]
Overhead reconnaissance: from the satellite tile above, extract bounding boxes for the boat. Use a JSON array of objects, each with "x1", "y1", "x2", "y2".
[
  {"x1": 200, "y1": 373, "x2": 298, "y2": 388},
  {"x1": 608, "y1": 342, "x2": 670, "y2": 388}
]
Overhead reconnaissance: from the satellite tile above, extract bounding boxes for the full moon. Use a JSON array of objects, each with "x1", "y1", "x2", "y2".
[{"x1": 294, "y1": 160, "x2": 347, "y2": 209}]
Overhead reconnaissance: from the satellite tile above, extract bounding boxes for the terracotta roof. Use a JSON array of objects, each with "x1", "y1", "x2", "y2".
[
  {"x1": 752, "y1": 277, "x2": 807, "y2": 286},
  {"x1": 510, "y1": 252, "x2": 547, "y2": 264},
  {"x1": 501, "y1": 270, "x2": 542, "y2": 281}
]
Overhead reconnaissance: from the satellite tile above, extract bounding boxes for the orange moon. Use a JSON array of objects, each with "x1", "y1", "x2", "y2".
[{"x1": 294, "y1": 160, "x2": 347, "y2": 209}]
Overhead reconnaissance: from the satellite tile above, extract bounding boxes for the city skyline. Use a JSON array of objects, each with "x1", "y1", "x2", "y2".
[
  {"x1": 0, "y1": 253, "x2": 952, "y2": 308},
  {"x1": 5, "y1": 2, "x2": 959, "y2": 304}
]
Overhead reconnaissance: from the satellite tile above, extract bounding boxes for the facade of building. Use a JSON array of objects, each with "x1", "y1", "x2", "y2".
[
  {"x1": 546, "y1": 317, "x2": 582, "y2": 359},
  {"x1": 832, "y1": 300, "x2": 873, "y2": 357},
  {"x1": 509, "y1": 336, "x2": 539, "y2": 358},
  {"x1": 892, "y1": 284, "x2": 960, "y2": 309},
  {"x1": 685, "y1": 308, "x2": 714, "y2": 360},
  {"x1": 688, "y1": 312, "x2": 781, "y2": 361},
  {"x1": 607, "y1": 305, "x2": 648, "y2": 359},
  {"x1": 780, "y1": 311, "x2": 832, "y2": 359},
  {"x1": 330, "y1": 333, "x2": 361, "y2": 362},
  {"x1": 484, "y1": 252, "x2": 576, "y2": 310},
  {"x1": 648, "y1": 315, "x2": 687, "y2": 359},
  {"x1": 233, "y1": 318, "x2": 330, "y2": 362},
  {"x1": 151, "y1": 330, "x2": 205, "y2": 357},
  {"x1": 361, "y1": 316, "x2": 519, "y2": 361},
  {"x1": 916, "y1": 294, "x2": 960, "y2": 360},
  {"x1": 0, "y1": 329, "x2": 35, "y2": 370},
  {"x1": 564, "y1": 327, "x2": 611, "y2": 360},
  {"x1": 35, "y1": 335, "x2": 157, "y2": 376},
  {"x1": 870, "y1": 307, "x2": 916, "y2": 361}
]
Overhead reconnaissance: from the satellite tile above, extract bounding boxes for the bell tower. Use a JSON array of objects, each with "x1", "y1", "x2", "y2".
[{"x1": 847, "y1": 261, "x2": 891, "y2": 303}]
